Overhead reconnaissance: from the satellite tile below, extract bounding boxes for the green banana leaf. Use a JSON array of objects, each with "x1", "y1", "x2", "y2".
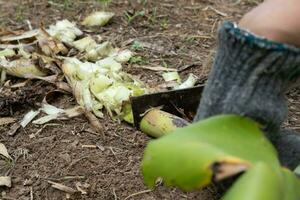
[
  {"x1": 222, "y1": 164, "x2": 300, "y2": 200},
  {"x1": 142, "y1": 114, "x2": 300, "y2": 199},
  {"x1": 281, "y1": 168, "x2": 300, "y2": 200},
  {"x1": 222, "y1": 163, "x2": 277, "y2": 200}
]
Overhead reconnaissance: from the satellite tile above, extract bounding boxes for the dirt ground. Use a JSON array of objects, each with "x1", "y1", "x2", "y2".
[{"x1": 0, "y1": 0, "x2": 299, "y2": 200}]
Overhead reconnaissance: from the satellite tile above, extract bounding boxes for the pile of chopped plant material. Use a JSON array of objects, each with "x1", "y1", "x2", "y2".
[
  {"x1": 0, "y1": 12, "x2": 149, "y2": 129},
  {"x1": 0, "y1": 11, "x2": 198, "y2": 134}
]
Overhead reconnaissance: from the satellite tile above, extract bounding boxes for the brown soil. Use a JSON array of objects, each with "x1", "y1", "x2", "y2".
[{"x1": 0, "y1": 0, "x2": 299, "y2": 200}]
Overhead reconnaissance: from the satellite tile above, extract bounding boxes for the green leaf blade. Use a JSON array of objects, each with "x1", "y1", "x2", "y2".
[
  {"x1": 142, "y1": 115, "x2": 281, "y2": 190},
  {"x1": 222, "y1": 163, "x2": 283, "y2": 200}
]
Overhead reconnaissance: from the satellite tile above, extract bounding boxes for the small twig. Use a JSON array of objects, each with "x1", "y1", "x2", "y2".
[
  {"x1": 124, "y1": 189, "x2": 152, "y2": 200},
  {"x1": 84, "y1": 111, "x2": 103, "y2": 135},
  {"x1": 43, "y1": 176, "x2": 86, "y2": 181},
  {"x1": 66, "y1": 156, "x2": 89, "y2": 171},
  {"x1": 47, "y1": 180, "x2": 77, "y2": 194},
  {"x1": 112, "y1": 188, "x2": 118, "y2": 200},
  {"x1": 170, "y1": 101, "x2": 192, "y2": 122},
  {"x1": 80, "y1": 122, "x2": 88, "y2": 133},
  {"x1": 26, "y1": 20, "x2": 33, "y2": 30},
  {"x1": 109, "y1": 147, "x2": 120, "y2": 163},
  {"x1": 30, "y1": 186, "x2": 33, "y2": 200},
  {"x1": 178, "y1": 62, "x2": 201, "y2": 72},
  {"x1": 2, "y1": 196, "x2": 17, "y2": 200},
  {"x1": 75, "y1": 182, "x2": 88, "y2": 195},
  {"x1": 202, "y1": 6, "x2": 228, "y2": 17},
  {"x1": 29, "y1": 123, "x2": 60, "y2": 139},
  {"x1": 82, "y1": 145, "x2": 97, "y2": 149},
  {"x1": 211, "y1": 19, "x2": 218, "y2": 35}
]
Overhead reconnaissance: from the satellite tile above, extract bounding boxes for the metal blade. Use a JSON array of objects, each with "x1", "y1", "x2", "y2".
[{"x1": 130, "y1": 85, "x2": 204, "y2": 128}]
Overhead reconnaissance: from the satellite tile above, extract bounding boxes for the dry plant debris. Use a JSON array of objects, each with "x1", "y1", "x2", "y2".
[
  {"x1": 0, "y1": 11, "x2": 198, "y2": 132},
  {"x1": 47, "y1": 180, "x2": 78, "y2": 194},
  {"x1": 82, "y1": 11, "x2": 115, "y2": 27},
  {"x1": 0, "y1": 176, "x2": 12, "y2": 188},
  {"x1": 0, "y1": 13, "x2": 145, "y2": 129},
  {"x1": 0, "y1": 143, "x2": 12, "y2": 188},
  {"x1": 0, "y1": 117, "x2": 16, "y2": 126}
]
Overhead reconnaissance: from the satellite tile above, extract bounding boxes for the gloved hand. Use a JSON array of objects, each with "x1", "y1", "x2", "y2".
[{"x1": 194, "y1": 22, "x2": 300, "y2": 169}]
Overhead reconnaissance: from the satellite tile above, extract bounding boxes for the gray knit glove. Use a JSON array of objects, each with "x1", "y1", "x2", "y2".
[
  {"x1": 194, "y1": 22, "x2": 300, "y2": 168},
  {"x1": 275, "y1": 130, "x2": 300, "y2": 169}
]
